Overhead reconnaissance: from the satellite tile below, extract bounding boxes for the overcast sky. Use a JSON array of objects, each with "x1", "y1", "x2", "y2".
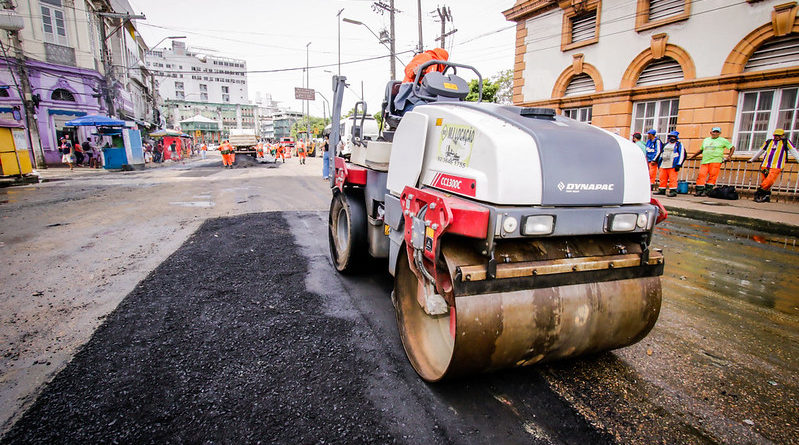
[{"x1": 128, "y1": 0, "x2": 516, "y2": 117}]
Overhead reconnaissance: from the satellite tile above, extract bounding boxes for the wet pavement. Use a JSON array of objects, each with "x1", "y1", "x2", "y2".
[{"x1": 1, "y1": 154, "x2": 798, "y2": 443}]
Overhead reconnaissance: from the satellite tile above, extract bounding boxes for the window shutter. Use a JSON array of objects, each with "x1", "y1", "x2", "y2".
[
  {"x1": 564, "y1": 73, "x2": 596, "y2": 96},
  {"x1": 571, "y1": 11, "x2": 596, "y2": 43},
  {"x1": 636, "y1": 57, "x2": 683, "y2": 86},
  {"x1": 648, "y1": 0, "x2": 684, "y2": 22},
  {"x1": 745, "y1": 35, "x2": 799, "y2": 72}
]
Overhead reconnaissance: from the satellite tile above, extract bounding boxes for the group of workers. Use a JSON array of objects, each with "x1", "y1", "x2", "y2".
[
  {"x1": 217, "y1": 139, "x2": 314, "y2": 168},
  {"x1": 634, "y1": 127, "x2": 798, "y2": 202}
]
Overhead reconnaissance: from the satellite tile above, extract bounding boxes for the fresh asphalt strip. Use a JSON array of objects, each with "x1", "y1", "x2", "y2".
[
  {"x1": 2, "y1": 211, "x2": 611, "y2": 444},
  {"x1": 1, "y1": 212, "x2": 395, "y2": 444}
]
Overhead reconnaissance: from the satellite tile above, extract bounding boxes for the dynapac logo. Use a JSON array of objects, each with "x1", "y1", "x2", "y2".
[{"x1": 558, "y1": 181, "x2": 615, "y2": 193}]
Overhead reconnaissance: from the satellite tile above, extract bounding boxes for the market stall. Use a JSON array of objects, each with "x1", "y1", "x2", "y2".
[{"x1": 65, "y1": 115, "x2": 144, "y2": 170}]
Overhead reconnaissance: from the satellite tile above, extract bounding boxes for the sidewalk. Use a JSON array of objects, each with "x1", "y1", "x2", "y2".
[{"x1": 656, "y1": 192, "x2": 799, "y2": 236}]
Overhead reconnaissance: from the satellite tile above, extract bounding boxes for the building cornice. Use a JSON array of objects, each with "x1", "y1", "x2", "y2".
[{"x1": 503, "y1": 0, "x2": 558, "y2": 22}]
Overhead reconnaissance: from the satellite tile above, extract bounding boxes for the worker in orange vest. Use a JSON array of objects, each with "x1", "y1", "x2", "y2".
[
  {"x1": 256, "y1": 142, "x2": 264, "y2": 158},
  {"x1": 220, "y1": 140, "x2": 233, "y2": 168},
  {"x1": 298, "y1": 139, "x2": 307, "y2": 164},
  {"x1": 402, "y1": 48, "x2": 449, "y2": 83},
  {"x1": 276, "y1": 143, "x2": 285, "y2": 163},
  {"x1": 200, "y1": 143, "x2": 207, "y2": 160}
]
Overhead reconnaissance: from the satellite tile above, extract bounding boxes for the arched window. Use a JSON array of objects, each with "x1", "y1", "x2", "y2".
[
  {"x1": 51, "y1": 88, "x2": 75, "y2": 102},
  {"x1": 564, "y1": 73, "x2": 596, "y2": 96},
  {"x1": 636, "y1": 57, "x2": 683, "y2": 86},
  {"x1": 745, "y1": 34, "x2": 799, "y2": 72},
  {"x1": 0, "y1": 88, "x2": 9, "y2": 97}
]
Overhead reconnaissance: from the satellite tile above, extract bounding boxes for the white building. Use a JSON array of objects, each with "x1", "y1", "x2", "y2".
[{"x1": 147, "y1": 40, "x2": 248, "y2": 105}]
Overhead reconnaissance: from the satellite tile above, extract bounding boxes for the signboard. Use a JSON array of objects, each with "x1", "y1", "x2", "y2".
[{"x1": 294, "y1": 87, "x2": 315, "y2": 101}]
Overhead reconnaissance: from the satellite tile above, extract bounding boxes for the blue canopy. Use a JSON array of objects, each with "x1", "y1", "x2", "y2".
[{"x1": 65, "y1": 114, "x2": 125, "y2": 127}]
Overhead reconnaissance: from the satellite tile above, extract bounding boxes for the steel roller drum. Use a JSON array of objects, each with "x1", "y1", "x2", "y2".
[{"x1": 393, "y1": 246, "x2": 662, "y2": 382}]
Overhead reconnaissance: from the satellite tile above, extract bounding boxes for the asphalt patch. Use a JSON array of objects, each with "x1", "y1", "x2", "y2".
[{"x1": 1, "y1": 213, "x2": 395, "y2": 444}]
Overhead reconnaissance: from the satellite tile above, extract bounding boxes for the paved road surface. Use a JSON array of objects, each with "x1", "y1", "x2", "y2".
[{"x1": 1, "y1": 155, "x2": 797, "y2": 443}]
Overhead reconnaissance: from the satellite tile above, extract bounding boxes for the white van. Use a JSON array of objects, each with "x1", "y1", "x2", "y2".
[{"x1": 337, "y1": 116, "x2": 380, "y2": 157}]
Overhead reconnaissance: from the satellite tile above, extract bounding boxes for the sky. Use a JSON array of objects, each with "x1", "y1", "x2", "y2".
[{"x1": 128, "y1": 0, "x2": 517, "y2": 117}]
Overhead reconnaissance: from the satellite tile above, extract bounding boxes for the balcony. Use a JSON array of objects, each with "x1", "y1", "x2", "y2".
[{"x1": 44, "y1": 43, "x2": 76, "y2": 67}]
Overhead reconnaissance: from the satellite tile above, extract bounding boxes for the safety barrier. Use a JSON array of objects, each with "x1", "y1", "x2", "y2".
[{"x1": 674, "y1": 159, "x2": 799, "y2": 203}]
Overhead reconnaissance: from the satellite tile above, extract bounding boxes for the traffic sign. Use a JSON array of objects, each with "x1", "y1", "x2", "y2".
[{"x1": 294, "y1": 87, "x2": 315, "y2": 101}]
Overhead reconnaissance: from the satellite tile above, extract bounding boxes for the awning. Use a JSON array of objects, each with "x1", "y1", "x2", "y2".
[
  {"x1": 149, "y1": 129, "x2": 182, "y2": 137},
  {"x1": 65, "y1": 114, "x2": 125, "y2": 127}
]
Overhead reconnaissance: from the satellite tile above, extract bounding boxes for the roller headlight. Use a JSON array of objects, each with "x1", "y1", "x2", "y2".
[
  {"x1": 608, "y1": 213, "x2": 637, "y2": 232},
  {"x1": 637, "y1": 213, "x2": 648, "y2": 228},
  {"x1": 522, "y1": 215, "x2": 555, "y2": 236},
  {"x1": 502, "y1": 216, "x2": 518, "y2": 234}
]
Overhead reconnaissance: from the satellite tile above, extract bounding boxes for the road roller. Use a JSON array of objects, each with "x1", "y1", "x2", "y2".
[{"x1": 326, "y1": 61, "x2": 667, "y2": 382}]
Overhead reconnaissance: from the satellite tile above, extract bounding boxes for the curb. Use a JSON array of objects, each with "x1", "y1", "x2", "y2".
[{"x1": 664, "y1": 205, "x2": 799, "y2": 237}]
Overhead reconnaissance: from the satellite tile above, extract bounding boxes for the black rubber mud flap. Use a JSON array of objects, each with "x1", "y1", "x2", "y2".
[{"x1": 328, "y1": 190, "x2": 368, "y2": 273}]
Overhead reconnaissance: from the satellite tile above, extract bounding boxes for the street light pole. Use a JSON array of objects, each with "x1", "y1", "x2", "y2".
[
  {"x1": 337, "y1": 9, "x2": 344, "y2": 76},
  {"x1": 417, "y1": 0, "x2": 423, "y2": 53},
  {"x1": 389, "y1": 0, "x2": 396, "y2": 80},
  {"x1": 343, "y1": 18, "x2": 404, "y2": 80},
  {"x1": 306, "y1": 42, "x2": 311, "y2": 146}
]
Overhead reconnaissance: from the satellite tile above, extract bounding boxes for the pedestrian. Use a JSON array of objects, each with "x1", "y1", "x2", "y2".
[
  {"x1": 90, "y1": 145, "x2": 101, "y2": 168},
  {"x1": 322, "y1": 135, "x2": 330, "y2": 179},
  {"x1": 655, "y1": 131, "x2": 687, "y2": 197},
  {"x1": 631, "y1": 132, "x2": 646, "y2": 156},
  {"x1": 687, "y1": 127, "x2": 735, "y2": 196},
  {"x1": 59, "y1": 137, "x2": 75, "y2": 170},
  {"x1": 256, "y1": 141, "x2": 264, "y2": 158},
  {"x1": 298, "y1": 139, "x2": 307, "y2": 165},
  {"x1": 82, "y1": 139, "x2": 94, "y2": 167},
  {"x1": 644, "y1": 129, "x2": 663, "y2": 191},
  {"x1": 201, "y1": 142, "x2": 207, "y2": 160},
  {"x1": 747, "y1": 129, "x2": 799, "y2": 202}
]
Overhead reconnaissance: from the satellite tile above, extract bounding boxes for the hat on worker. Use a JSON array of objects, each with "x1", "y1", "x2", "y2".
[
  {"x1": 647, "y1": 129, "x2": 657, "y2": 135},
  {"x1": 668, "y1": 131, "x2": 679, "y2": 138},
  {"x1": 773, "y1": 128, "x2": 785, "y2": 136},
  {"x1": 711, "y1": 127, "x2": 721, "y2": 133}
]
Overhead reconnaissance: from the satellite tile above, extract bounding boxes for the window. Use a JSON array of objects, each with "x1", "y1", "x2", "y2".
[
  {"x1": 175, "y1": 81, "x2": 184, "y2": 90},
  {"x1": 561, "y1": 1, "x2": 600, "y2": 51},
  {"x1": 222, "y1": 86, "x2": 229, "y2": 93},
  {"x1": 745, "y1": 35, "x2": 799, "y2": 73},
  {"x1": 200, "y1": 84, "x2": 207, "y2": 92},
  {"x1": 51, "y1": 88, "x2": 75, "y2": 101},
  {"x1": 564, "y1": 73, "x2": 596, "y2": 96},
  {"x1": 734, "y1": 87, "x2": 799, "y2": 153},
  {"x1": 563, "y1": 106, "x2": 592, "y2": 124},
  {"x1": 176, "y1": 91, "x2": 184, "y2": 100},
  {"x1": 41, "y1": 0, "x2": 68, "y2": 46},
  {"x1": 0, "y1": 89, "x2": 9, "y2": 98},
  {"x1": 636, "y1": 0, "x2": 690, "y2": 32},
  {"x1": 631, "y1": 98, "x2": 679, "y2": 139},
  {"x1": 636, "y1": 57, "x2": 683, "y2": 86},
  {"x1": 201, "y1": 92, "x2": 208, "y2": 101}
]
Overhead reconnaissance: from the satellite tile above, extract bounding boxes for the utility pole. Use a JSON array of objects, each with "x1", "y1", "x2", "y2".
[
  {"x1": 372, "y1": 1, "x2": 397, "y2": 80},
  {"x1": 417, "y1": 0, "x2": 424, "y2": 53},
  {"x1": 390, "y1": 0, "x2": 396, "y2": 80},
  {"x1": 434, "y1": 6, "x2": 456, "y2": 49},
  {"x1": 336, "y1": 9, "x2": 344, "y2": 76},
  {"x1": 2, "y1": 1, "x2": 45, "y2": 168},
  {"x1": 97, "y1": 12, "x2": 146, "y2": 118}
]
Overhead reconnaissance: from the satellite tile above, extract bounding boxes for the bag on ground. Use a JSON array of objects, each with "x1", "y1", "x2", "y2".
[{"x1": 706, "y1": 185, "x2": 739, "y2": 200}]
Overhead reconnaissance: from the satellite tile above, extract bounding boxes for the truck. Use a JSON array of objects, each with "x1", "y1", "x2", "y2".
[{"x1": 229, "y1": 129, "x2": 259, "y2": 158}]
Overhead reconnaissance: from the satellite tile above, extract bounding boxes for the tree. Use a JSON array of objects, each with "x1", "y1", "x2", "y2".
[
  {"x1": 494, "y1": 69, "x2": 513, "y2": 105},
  {"x1": 290, "y1": 116, "x2": 329, "y2": 140},
  {"x1": 466, "y1": 77, "x2": 500, "y2": 103},
  {"x1": 465, "y1": 69, "x2": 512, "y2": 103}
]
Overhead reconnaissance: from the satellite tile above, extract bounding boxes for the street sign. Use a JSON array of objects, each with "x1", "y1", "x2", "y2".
[{"x1": 294, "y1": 87, "x2": 315, "y2": 101}]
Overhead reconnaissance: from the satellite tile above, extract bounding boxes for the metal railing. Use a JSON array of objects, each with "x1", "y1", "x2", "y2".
[{"x1": 674, "y1": 159, "x2": 799, "y2": 202}]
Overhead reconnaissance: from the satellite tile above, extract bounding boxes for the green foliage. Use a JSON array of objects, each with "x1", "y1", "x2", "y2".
[
  {"x1": 290, "y1": 116, "x2": 330, "y2": 140},
  {"x1": 465, "y1": 69, "x2": 513, "y2": 104},
  {"x1": 373, "y1": 110, "x2": 383, "y2": 130}
]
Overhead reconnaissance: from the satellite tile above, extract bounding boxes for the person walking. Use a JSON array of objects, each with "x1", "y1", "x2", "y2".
[
  {"x1": 687, "y1": 127, "x2": 735, "y2": 196},
  {"x1": 747, "y1": 129, "x2": 799, "y2": 202},
  {"x1": 298, "y1": 139, "x2": 307, "y2": 165},
  {"x1": 632, "y1": 132, "x2": 646, "y2": 156},
  {"x1": 655, "y1": 131, "x2": 687, "y2": 197},
  {"x1": 201, "y1": 142, "x2": 207, "y2": 160},
  {"x1": 322, "y1": 135, "x2": 330, "y2": 179},
  {"x1": 59, "y1": 137, "x2": 75, "y2": 171},
  {"x1": 644, "y1": 129, "x2": 663, "y2": 191},
  {"x1": 276, "y1": 142, "x2": 285, "y2": 163}
]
